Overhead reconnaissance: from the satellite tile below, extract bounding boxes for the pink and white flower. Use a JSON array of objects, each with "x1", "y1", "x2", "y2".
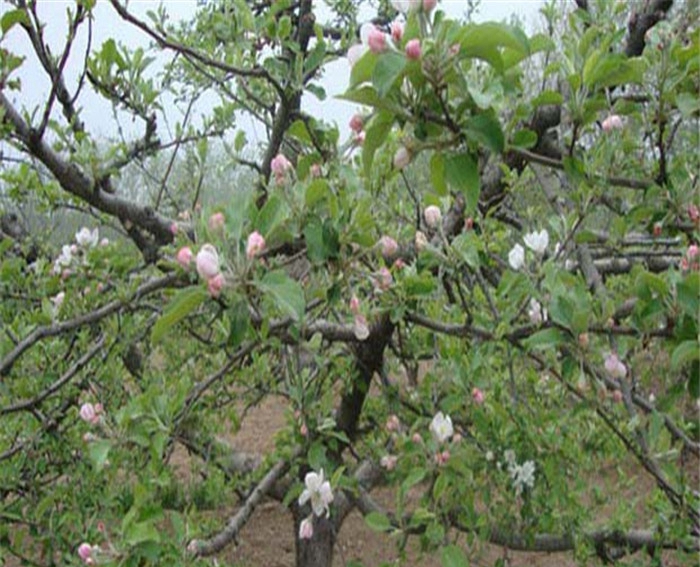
[
  {"x1": 196, "y1": 244, "x2": 220, "y2": 280},
  {"x1": 246, "y1": 231, "x2": 266, "y2": 259},
  {"x1": 298, "y1": 469, "x2": 334, "y2": 518}
]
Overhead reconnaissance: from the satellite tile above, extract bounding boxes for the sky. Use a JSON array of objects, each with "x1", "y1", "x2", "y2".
[{"x1": 1, "y1": 0, "x2": 546, "y2": 150}]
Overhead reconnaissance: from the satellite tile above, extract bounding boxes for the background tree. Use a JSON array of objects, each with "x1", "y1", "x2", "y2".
[{"x1": 0, "y1": 0, "x2": 698, "y2": 566}]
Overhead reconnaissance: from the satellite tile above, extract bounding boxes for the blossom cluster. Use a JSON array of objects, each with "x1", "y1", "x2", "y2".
[
  {"x1": 298, "y1": 469, "x2": 334, "y2": 540},
  {"x1": 52, "y1": 227, "x2": 108, "y2": 276}
]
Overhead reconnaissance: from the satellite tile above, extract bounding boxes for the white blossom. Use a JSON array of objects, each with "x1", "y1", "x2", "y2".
[
  {"x1": 509, "y1": 460, "x2": 536, "y2": 496},
  {"x1": 508, "y1": 244, "x2": 525, "y2": 270},
  {"x1": 523, "y1": 229, "x2": 549, "y2": 255},
  {"x1": 298, "y1": 469, "x2": 334, "y2": 518},
  {"x1": 429, "y1": 411, "x2": 453, "y2": 443},
  {"x1": 75, "y1": 227, "x2": 99, "y2": 248},
  {"x1": 527, "y1": 298, "x2": 547, "y2": 325}
]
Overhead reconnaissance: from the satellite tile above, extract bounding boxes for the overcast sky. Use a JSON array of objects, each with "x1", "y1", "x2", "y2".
[{"x1": 1, "y1": 1, "x2": 546, "y2": 148}]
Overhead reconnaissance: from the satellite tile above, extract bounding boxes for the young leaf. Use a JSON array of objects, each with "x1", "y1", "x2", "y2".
[
  {"x1": 151, "y1": 287, "x2": 209, "y2": 343},
  {"x1": 258, "y1": 271, "x2": 305, "y2": 321}
]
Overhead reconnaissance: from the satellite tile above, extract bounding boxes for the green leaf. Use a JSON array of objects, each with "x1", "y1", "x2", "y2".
[
  {"x1": 88, "y1": 440, "x2": 112, "y2": 472},
  {"x1": 362, "y1": 110, "x2": 393, "y2": 178},
  {"x1": 305, "y1": 179, "x2": 331, "y2": 208},
  {"x1": 402, "y1": 468, "x2": 426, "y2": 492},
  {"x1": 124, "y1": 520, "x2": 162, "y2": 546},
  {"x1": 441, "y1": 544, "x2": 469, "y2": 567},
  {"x1": 255, "y1": 193, "x2": 288, "y2": 237},
  {"x1": 304, "y1": 217, "x2": 339, "y2": 262},
  {"x1": 372, "y1": 51, "x2": 406, "y2": 98},
  {"x1": 430, "y1": 153, "x2": 447, "y2": 195},
  {"x1": 337, "y1": 86, "x2": 383, "y2": 108},
  {"x1": 1, "y1": 9, "x2": 30, "y2": 34},
  {"x1": 257, "y1": 271, "x2": 305, "y2": 321},
  {"x1": 228, "y1": 299, "x2": 251, "y2": 348},
  {"x1": 671, "y1": 340, "x2": 699, "y2": 371},
  {"x1": 151, "y1": 287, "x2": 208, "y2": 343},
  {"x1": 511, "y1": 128, "x2": 538, "y2": 149},
  {"x1": 459, "y1": 23, "x2": 529, "y2": 73},
  {"x1": 466, "y1": 112, "x2": 504, "y2": 153},
  {"x1": 444, "y1": 153, "x2": 480, "y2": 214},
  {"x1": 350, "y1": 50, "x2": 378, "y2": 87},
  {"x1": 365, "y1": 511, "x2": 392, "y2": 533},
  {"x1": 522, "y1": 328, "x2": 568, "y2": 350}
]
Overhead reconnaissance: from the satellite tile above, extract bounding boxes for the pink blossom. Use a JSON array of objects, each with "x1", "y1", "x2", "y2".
[
  {"x1": 405, "y1": 39, "x2": 421, "y2": 60},
  {"x1": 349, "y1": 295, "x2": 360, "y2": 315},
  {"x1": 435, "y1": 450, "x2": 450, "y2": 466},
  {"x1": 367, "y1": 26, "x2": 387, "y2": 53},
  {"x1": 78, "y1": 543, "x2": 94, "y2": 563},
  {"x1": 604, "y1": 353, "x2": 627, "y2": 380},
  {"x1": 472, "y1": 387, "x2": 484, "y2": 405},
  {"x1": 386, "y1": 414, "x2": 400, "y2": 432},
  {"x1": 349, "y1": 114, "x2": 364, "y2": 133},
  {"x1": 208, "y1": 212, "x2": 225, "y2": 232},
  {"x1": 393, "y1": 146, "x2": 411, "y2": 169},
  {"x1": 246, "y1": 231, "x2": 266, "y2": 259},
  {"x1": 688, "y1": 244, "x2": 699, "y2": 259},
  {"x1": 393, "y1": 258, "x2": 406, "y2": 270},
  {"x1": 271, "y1": 153, "x2": 293, "y2": 184},
  {"x1": 207, "y1": 273, "x2": 225, "y2": 298},
  {"x1": 376, "y1": 267, "x2": 393, "y2": 290},
  {"x1": 391, "y1": 19, "x2": 404, "y2": 42},
  {"x1": 196, "y1": 244, "x2": 220, "y2": 279},
  {"x1": 176, "y1": 247, "x2": 193, "y2": 269},
  {"x1": 299, "y1": 517, "x2": 314, "y2": 540},
  {"x1": 380, "y1": 454, "x2": 398, "y2": 471},
  {"x1": 79, "y1": 403, "x2": 99, "y2": 425},
  {"x1": 601, "y1": 114, "x2": 623, "y2": 132},
  {"x1": 412, "y1": 432, "x2": 423, "y2": 444},
  {"x1": 378, "y1": 235, "x2": 399, "y2": 258}
]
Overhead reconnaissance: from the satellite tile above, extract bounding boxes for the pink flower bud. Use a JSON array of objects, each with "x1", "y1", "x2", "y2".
[
  {"x1": 79, "y1": 403, "x2": 99, "y2": 425},
  {"x1": 353, "y1": 314, "x2": 370, "y2": 341},
  {"x1": 70, "y1": 244, "x2": 79, "y2": 255},
  {"x1": 386, "y1": 414, "x2": 400, "y2": 432},
  {"x1": 96, "y1": 283, "x2": 104, "y2": 293},
  {"x1": 78, "y1": 543, "x2": 94, "y2": 563},
  {"x1": 449, "y1": 43, "x2": 460, "y2": 56},
  {"x1": 393, "y1": 258, "x2": 405, "y2": 270},
  {"x1": 423, "y1": 0, "x2": 437, "y2": 12},
  {"x1": 310, "y1": 164, "x2": 322, "y2": 178},
  {"x1": 271, "y1": 153, "x2": 293, "y2": 184},
  {"x1": 471, "y1": 387, "x2": 484, "y2": 405},
  {"x1": 391, "y1": 19, "x2": 404, "y2": 42},
  {"x1": 464, "y1": 217, "x2": 474, "y2": 231},
  {"x1": 424, "y1": 205, "x2": 442, "y2": 229},
  {"x1": 604, "y1": 353, "x2": 627, "y2": 380},
  {"x1": 246, "y1": 231, "x2": 266, "y2": 259},
  {"x1": 380, "y1": 454, "x2": 398, "y2": 470},
  {"x1": 412, "y1": 432, "x2": 423, "y2": 444},
  {"x1": 196, "y1": 244, "x2": 220, "y2": 279},
  {"x1": 367, "y1": 27, "x2": 387, "y2": 53},
  {"x1": 601, "y1": 114, "x2": 623, "y2": 132},
  {"x1": 405, "y1": 39, "x2": 421, "y2": 60},
  {"x1": 349, "y1": 114, "x2": 364, "y2": 133},
  {"x1": 376, "y1": 267, "x2": 393, "y2": 290},
  {"x1": 176, "y1": 247, "x2": 193, "y2": 269},
  {"x1": 208, "y1": 212, "x2": 225, "y2": 232},
  {"x1": 652, "y1": 223, "x2": 662, "y2": 237},
  {"x1": 688, "y1": 244, "x2": 699, "y2": 259},
  {"x1": 299, "y1": 517, "x2": 314, "y2": 540},
  {"x1": 452, "y1": 433, "x2": 462, "y2": 444},
  {"x1": 300, "y1": 423, "x2": 308, "y2": 437},
  {"x1": 349, "y1": 295, "x2": 360, "y2": 315},
  {"x1": 170, "y1": 223, "x2": 179, "y2": 236},
  {"x1": 688, "y1": 204, "x2": 699, "y2": 224},
  {"x1": 61, "y1": 269, "x2": 72, "y2": 280},
  {"x1": 207, "y1": 273, "x2": 225, "y2": 298},
  {"x1": 393, "y1": 147, "x2": 411, "y2": 169},
  {"x1": 378, "y1": 235, "x2": 399, "y2": 259},
  {"x1": 612, "y1": 389, "x2": 623, "y2": 403}
]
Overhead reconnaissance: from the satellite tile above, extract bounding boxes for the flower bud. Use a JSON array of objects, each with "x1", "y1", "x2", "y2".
[
  {"x1": 79, "y1": 403, "x2": 99, "y2": 425},
  {"x1": 367, "y1": 27, "x2": 387, "y2": 53},
  {"x1": 349, "y1": 114, "x2": 364, "y2": 133},
  {"x1": 393, "y1": 146, "x2": 411, "y2": 169},
  {"x1": 246, "y1": 231, "x2": 266, "y2": 259},
  {"x1": 405, "y1": 39, "x2": 421, "y2": 60},
  {"x1": 378, "y1": 235, "x2": 399, "y2": 259},
  {"x1": 601, "y1": 114, "x2": 623, "y2": 132},
  {"x1": 652, "y1": 223, "x2": 662, "y2": 237},
  {"x1": 207, "y1": 273, "x2": 225, "y2": 298},
  {"x1": 176, "y1": 247, "x2": 193, "y2": 269},
  {"x1": 386, "y1": 414, "x2": 400, "y2": 432},
  {"x1": 424, "y1": 205, "x2": 442, "y2": 229},
  {"x1": 380, "y1": 454, "x2": 398, "y2": 471},
  {"x1": 208, "y1": 212, "x2": 225, "y2": 232},
  {"x1": 196, "y1": 244, "x2": 220, "y2": 279},
  {"x1": 299, "y1": 517, "x2": 314, "y2": 540},
  {"x1": 390, "y1": 19, "x2": 404, "y2": 42},
  {"x1": 349, "y1": 295, "x2": 360, "y2": 315},
  {"x1": 423, "y1": 0, "x2": 437, "y2": 12},
  {"x1": 471, "y1": 387, "x2": 484, "y2": 405},
  {"x1": 414, "y1": 231, "x2": 428, "y2": 252}
]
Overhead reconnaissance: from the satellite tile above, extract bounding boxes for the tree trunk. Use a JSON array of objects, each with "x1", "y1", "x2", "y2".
[{"x1": 294, "y1": 512, "x2": 335, "y2": 567}]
